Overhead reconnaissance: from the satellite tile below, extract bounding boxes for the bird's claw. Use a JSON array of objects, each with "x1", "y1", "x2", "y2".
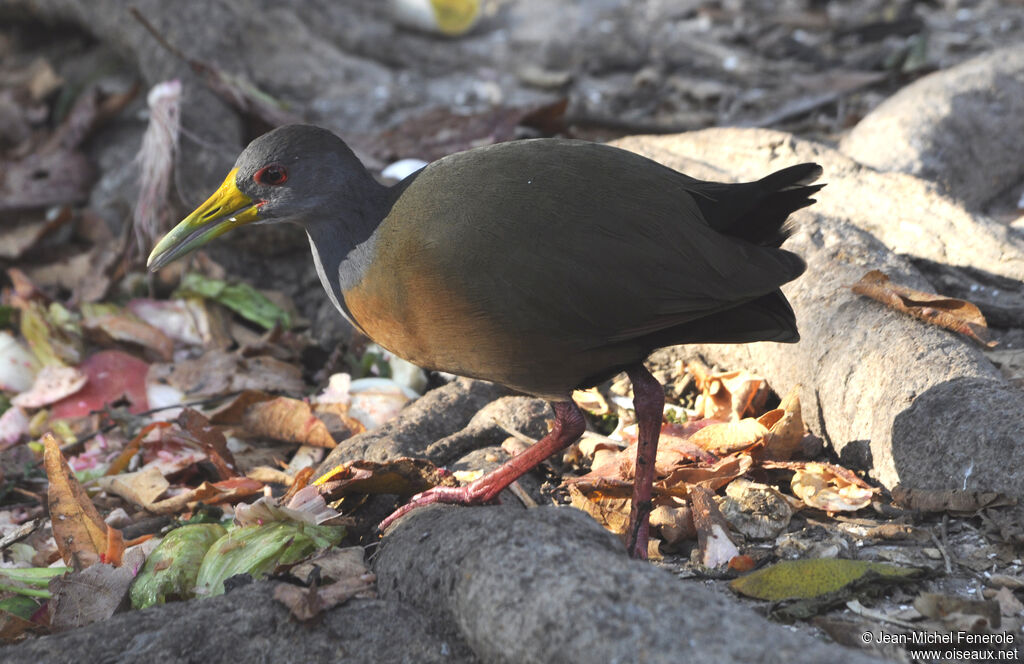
[{"x1": 377, "y1": 480, "x2": 499, "y2": 532}]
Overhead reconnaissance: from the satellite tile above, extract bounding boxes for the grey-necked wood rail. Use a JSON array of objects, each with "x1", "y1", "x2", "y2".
[{"x1": 149, "y1": 124, "x2": 822, "y2": 559}]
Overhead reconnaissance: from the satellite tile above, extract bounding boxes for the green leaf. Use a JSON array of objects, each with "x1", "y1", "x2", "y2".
[
  {"x1": 730, "y1": 558, "x2": 922, "y2": 601},
  {"x1": 175, "y1": 273, "x2": 291, "y2": 330},
  {"x1": 129, "y1": 523, "x2": 227, "y2": 610},
  {"x1": 0, "y1": 595, "x2": 42, "y2": 620},
  {"x1": 195, "y1": 522, "x2": 344, "y2": 597},
  {"x1": 0, "y1": 566, "x2": 68, "y2": 599}
]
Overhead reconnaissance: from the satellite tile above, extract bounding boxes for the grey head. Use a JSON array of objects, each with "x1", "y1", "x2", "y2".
[{"x1": 233, "y1": 124, "x2": 383, "y2": 227}]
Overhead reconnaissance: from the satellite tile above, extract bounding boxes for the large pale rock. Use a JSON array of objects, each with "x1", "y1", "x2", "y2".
[
  {"x1": 377, "y1": 505, "x2": 885, "y2": 664},
  {"x1": 840, "y1": 45, "x2": 1024, "y2": 209},
  {"x1": 0, "y1": 585, "x2": 473, "y2": 664}
]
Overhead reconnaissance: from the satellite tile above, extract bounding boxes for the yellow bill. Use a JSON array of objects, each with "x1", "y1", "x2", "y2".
[{"x1": 147, "y1": 168, "x2": 261, "y2": 271}]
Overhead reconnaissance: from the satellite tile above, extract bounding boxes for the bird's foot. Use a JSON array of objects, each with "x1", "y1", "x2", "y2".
[
  {"x1": 378, "y1": 475, "x2": 504, "y2": 532},
  {"x1": 379, "y1": 400, "x2": 586, "y2": 534}
]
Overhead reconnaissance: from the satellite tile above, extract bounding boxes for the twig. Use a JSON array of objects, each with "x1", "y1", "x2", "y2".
[
  {"x1": 845, "y1": 599, "x2": 920, "y2": 630},
  {"x1": 930, "y1": 519, "x2": 954, "y2": 576},
  {"x1": 507, "y1": 481, "x2": 538, "y2": 509},
  {"x1": 0, "y1": 518, "x2": 43, "y2": 551}
]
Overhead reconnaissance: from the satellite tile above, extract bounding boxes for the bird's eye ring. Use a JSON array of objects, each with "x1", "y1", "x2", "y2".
[{"x1": 254, "y1": 163, "x2": 288, "y2": 186}]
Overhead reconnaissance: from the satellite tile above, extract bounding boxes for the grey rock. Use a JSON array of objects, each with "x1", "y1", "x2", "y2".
[
  {"x1": 0, "y1": 582, "x2": 475, "y2": 664},
  {"x1": 314, "y1": 378, "x2": 511, "y2": 477},
  {"x1": 375, "y1": 505, "x2": 884, "y2": 664},
  {"x1": 840, "y1": 45, "x2": 1024, "y2": 209},
  {"x1": 424, "y1": 395, "x2": 551, "y2": 465}
]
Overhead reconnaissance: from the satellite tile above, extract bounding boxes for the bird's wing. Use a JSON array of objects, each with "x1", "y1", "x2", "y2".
[{"x1": 387, "y1": 139, "x2": 804, "y2": 351}]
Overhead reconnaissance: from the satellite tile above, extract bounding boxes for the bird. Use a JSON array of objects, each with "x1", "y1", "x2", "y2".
[{"x1": 149, "y1": 124, "x2": 822, "y2": 559}]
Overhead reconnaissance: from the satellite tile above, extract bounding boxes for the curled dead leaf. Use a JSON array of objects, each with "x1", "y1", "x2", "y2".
[
  {"x1": 43, "y1": 433, "x2": 108, "y2": 567},
  {"x1": 851, "y1": 270, "x2": 997, "y2": 347},
  {"x1": 243, "y1": 397, "x2": 338, "y2": 448},
  {"x1": 789, "y1": 462, "x2": 876, "y2": 512}
]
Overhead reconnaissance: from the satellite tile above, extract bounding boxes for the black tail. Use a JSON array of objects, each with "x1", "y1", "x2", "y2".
[{"x1": 690, "y1": 163, "x2": 824, "y2": 247}]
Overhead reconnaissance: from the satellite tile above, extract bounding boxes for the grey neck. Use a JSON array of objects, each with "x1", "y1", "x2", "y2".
[{"x1": 303, "y1": 177, "x2": 392, "y2": 324}]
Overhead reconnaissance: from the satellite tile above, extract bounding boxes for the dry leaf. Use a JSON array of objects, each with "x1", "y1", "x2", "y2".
[
  {"x1": 243, "y1": 396, "x2": 338, "y2": 448},
  {"x1": 851, "y1": 270, "x2": 997, "y2": 347},
  {"x1": 649, "y1": 500, "x2": 696, "y2": 546},
  {"x1": 314, "y1": 458, "x2": 457, "y2": 497},
  {"x1": 790, "y1": 462, "x2": 875, "y2": 512},
  {"x1": 572, "y1": 387, "x2": 610, "y2": 416},
  {"x1": 50, "y1": 350, "x2": 150, "y2": 418},
  {"x1": 567, "y1": 483, "x2": 630, "y2": 536},
  {"x1": 48, "y1": 548, "x2": 144, "y2": 632},
  {"x1": 759, "y1": 385, "x2": 804, "y2": 460},
  {"x1": 690, "y1": 485, "x2": 739, "y2": 568},
  {"x1": 688, "y1": 417, "x2": 767, "y2": 454},
  {"x1": 176, "y1": 408, "x2": 238, "y2": 479},
  {"x1": 914, "y1": 592, "x2": 1001, "y2": 630},
  {"x1": 43, "y1": 433, "x2": 108, "y2": 567},
  {"x1": 689, "y1": 362, "x2": 765, "y2": 420},
  {"x1": 11, "y1": 365, "x2": 87, "y2": 409},
  {"x1": 992, "y1": 587, "x2": 1024, "y2": 617},
  {"x1": 659, "y1": 453, "x2": 753, "y2": 490},
  {"x1": 82, "y1": 310, "x2": 174, "y2": 361},
  {"x1": 96, "y1": 467, "x2": 170, "y2": 509},
  {"x1": 145, "y1": 477, "x2": 264, "y2": 515}
]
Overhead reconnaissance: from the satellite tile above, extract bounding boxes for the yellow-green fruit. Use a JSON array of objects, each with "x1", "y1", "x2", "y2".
[
  {"x1": 130, "y1": 523, "x2": 227, "y2": 609},
  {"x1": 391, "y1": 0, "x2": 480, "y2": 37}
]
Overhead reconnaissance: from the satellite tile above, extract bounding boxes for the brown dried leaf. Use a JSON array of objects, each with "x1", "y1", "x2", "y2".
[
  {"x1": 851, "y1": 270, "x2": 997, "y2": 347},
  {"x1": 914, "y1": 592, "x2": 1001, "y2": 630},
  {"x1": 314, "y1": 458, "x2": 457, "y2": 498},
  {"x1": 149, "y1": 350, "x2": 305, "y2": 398},
  {"x1": 43, "y1": 433, "x2": 108, "y2": 567},
  {"x1": 759, "y1": 385, "x2": 805, "y2": 460},
  {"x1": 48, "y1": 548, "x2": 144, "y2": 632},
  {"x1": 176, "y1": 409, "x2": 238, "y2": 479},
  {"x1": 572, "y1": 387, "x2": 610, "y2": 416},
  {"x1": 208, "y1": 389, "x2": 275, "y2": 424},
  {"x1": 567, "y1": 483, "x2": 630, "y2": 536},
  {"x1": 96, "y1": 467, "x2": 169, "y2": 509},
  {"x1": 83, "y1": 310, "x2": 174, "y2": 361},
  {"x1": 659, "y1": 453, "x2": 753, "y2": 490},
  {"x1": 145, "y1": 477, "x2": 264, "y2": 515},
  {"x1": 790, "y1": 462, "x2": 875, "y2": 512},
  {"x1": 690, "y1": 485, "x2": 740, "y2": 568},
  {"x1": 0, "y1": 207, "x2": 74, "y2": 259},
  {"x1": 243, "y1": 397, "x2": 337, "y2": 448},
  {"x1": 688, "y1": 418, "x2": 768, "y2": 454},
  {"x1": 649, "y1": 500, "x2": 696, "y2": 546},
  {"x1": 689, "y1": 362, "x2": 765, "y2": 420}
]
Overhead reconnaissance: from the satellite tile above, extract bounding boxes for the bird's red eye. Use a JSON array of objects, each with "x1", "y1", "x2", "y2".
[{"x1": 254, "y1": 163, "x2": 288, "y2": 186}]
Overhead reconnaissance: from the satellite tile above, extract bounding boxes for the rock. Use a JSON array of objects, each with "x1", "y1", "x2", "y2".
[
  {"x1": 0, "y1": 583, "x2": 475, "y2": 664},
  {"x1": 376, "y1": 505, "x2": 884, "y2": 664},
  {"x1": 422, "y1": 395, "x2": 551, "y2": 464},
  {"x1": 314, "y1": 378, "x2": 511, "y2": 477},
  {"x1": 840, "y1": 45, "x2": 1024, "y2": 209}
]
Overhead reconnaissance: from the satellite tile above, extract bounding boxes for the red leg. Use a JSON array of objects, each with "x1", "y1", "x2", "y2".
[
  {"x1": 626, "y1": 364, "x2": 665, "y2": 560},
  {"x1": 379, "y1": 401, "x2": 585, "y2": 531}
]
